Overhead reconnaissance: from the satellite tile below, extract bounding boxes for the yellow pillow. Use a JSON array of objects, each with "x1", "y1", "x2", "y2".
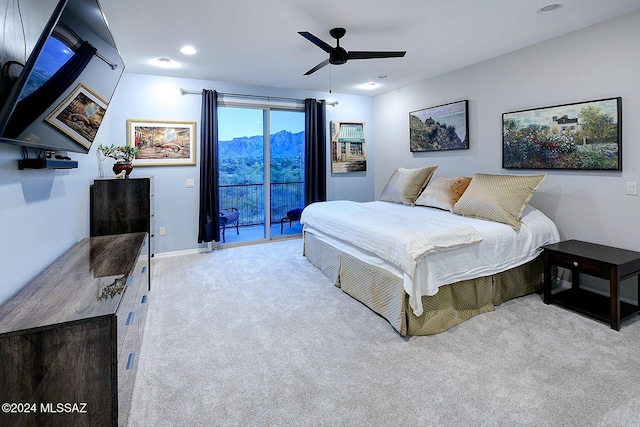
[
  {"x1": 453, "y1": 173, "x2": 546, "y2": 229},
  {"x1": 415, "y1": 176, "x2": 472, "y2": 211},
  {"x1": 379, "y1": 166, "x2": 438, "y2": 205}
]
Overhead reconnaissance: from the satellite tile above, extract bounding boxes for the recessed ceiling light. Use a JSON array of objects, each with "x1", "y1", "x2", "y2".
[
  {"x1": 358, "y1": 82, "x2": 379, "y2": 90},
  {"x1": 180, "y1": 45, "x2": 197, "y2": 55},
  {"x1": 152, "y1": 57, "x2": 180, "y2": 69},
  {"x1": 538, "y1": 3, "x2": 563, "y2": 14}
]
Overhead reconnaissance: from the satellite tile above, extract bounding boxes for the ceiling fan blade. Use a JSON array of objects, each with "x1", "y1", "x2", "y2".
[
  {"x1": 347, "y1": 51, "x2": 406, "y2": 60},
  {"x1": 298, "y1": 31, "x2": 333, "y2": 53},
  {"x1": 304, "y1": 58, "x2": 330, "y2": 75}
]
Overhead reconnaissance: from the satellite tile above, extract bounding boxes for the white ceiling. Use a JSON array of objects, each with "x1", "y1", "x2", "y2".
[{"x1": 100, "y1": 0, "x2": 640, "y2": 96}]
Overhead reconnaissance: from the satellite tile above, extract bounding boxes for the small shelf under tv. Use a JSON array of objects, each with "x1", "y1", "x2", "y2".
[{"x1": 18, "y1": 158, "x2": 78, "y2": 170}]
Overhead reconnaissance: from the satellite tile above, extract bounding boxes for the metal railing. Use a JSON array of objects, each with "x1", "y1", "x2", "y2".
[{"x1": 219, "y1": 182, "x2": 303, "y2": 227}]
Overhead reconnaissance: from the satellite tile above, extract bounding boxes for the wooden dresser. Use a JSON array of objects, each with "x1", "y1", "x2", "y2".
[
  {"x1": 0, "y1": 233, "x2": 150, "y2": 426},
  {"x1": 91, "y1": 177, "x2": 154, "y2": 289}
]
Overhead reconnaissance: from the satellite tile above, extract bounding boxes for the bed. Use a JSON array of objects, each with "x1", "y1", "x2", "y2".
[{"x1": 300, "y1": 169, "x2": 560, "y2": 336}]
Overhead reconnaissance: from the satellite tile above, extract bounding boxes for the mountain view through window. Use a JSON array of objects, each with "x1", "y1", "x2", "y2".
[{"x1": 218, "y1": 106, "x2": 304, "y2": 240}]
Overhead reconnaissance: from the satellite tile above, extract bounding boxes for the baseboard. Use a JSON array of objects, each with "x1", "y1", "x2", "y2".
[{"x1": 153, "y1": 248, "x2": 204, "y2": 258}]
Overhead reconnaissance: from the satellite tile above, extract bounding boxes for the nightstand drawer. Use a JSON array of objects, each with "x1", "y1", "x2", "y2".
[{"x1": 551, "y1": 253, "x2": 608, "y2": 278}]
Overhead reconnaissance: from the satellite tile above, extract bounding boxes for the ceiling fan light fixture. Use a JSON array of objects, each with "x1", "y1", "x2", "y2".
[
  {"x1": 299, "y1": 28, "x2": 406, "y2": 75},
  {"x1": 537, "y1": 3, "x2": 563, "y2": 14}
]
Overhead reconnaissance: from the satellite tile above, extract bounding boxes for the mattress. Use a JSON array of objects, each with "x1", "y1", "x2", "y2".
[{"x1": 301, "y1": 201, "x2": 560, "y2": 316}]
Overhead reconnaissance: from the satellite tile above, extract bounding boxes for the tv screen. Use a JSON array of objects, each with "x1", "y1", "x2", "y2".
[{"x1": 0, "y1": 0, "x2": 124, "y2": 154}]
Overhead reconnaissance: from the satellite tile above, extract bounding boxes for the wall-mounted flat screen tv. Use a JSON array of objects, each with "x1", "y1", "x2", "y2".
[{"x1": 0, "y1": 0, "x2": 124, "y2": 154}]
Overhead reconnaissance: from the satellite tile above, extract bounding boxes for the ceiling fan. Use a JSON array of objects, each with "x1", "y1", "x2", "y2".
[{"x1": 298, "y1": 27, "x2": 406, "y2": 75}]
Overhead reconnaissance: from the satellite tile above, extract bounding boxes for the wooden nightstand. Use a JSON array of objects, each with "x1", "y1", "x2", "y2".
[{"x1": 543, "y1": 240, "x2": 640, "y2": 330}]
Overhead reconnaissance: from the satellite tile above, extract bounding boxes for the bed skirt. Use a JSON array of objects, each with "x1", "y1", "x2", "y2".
[{"x1": 303, "y1": 231, "x2": 543, "y2": 336}]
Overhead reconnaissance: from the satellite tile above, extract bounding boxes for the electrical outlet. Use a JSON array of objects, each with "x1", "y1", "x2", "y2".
[
  {"x1": 627, "y1": 181, "x2": 637, "y2": 196},
  {"x1": 159, "y1": 227, "x2": 166, "y2": 236},
  {"x1": 186, "y1": 179, "x2": 195, "y2": 188}
]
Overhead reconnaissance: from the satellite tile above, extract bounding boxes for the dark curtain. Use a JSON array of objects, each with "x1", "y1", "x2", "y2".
[
  {"x1": 4, "y1": 41, "x2": 97, "y2": 138},
  {"x1": 197, "y1": 89, "x2": 221, "y2": 243},
  {"x1": 304, "y1": 98, "x2": 327, "y2": 205}
]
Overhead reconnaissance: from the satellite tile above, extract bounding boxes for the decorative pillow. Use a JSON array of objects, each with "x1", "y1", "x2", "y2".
[
  {"x1": 414, "y1": 176, "x2": 472, "y2": 211},
  {"x1": 379, "y1": 166, "x2": 438, "y2": 205},
  {"x1": 452, "y1": 173, "x2": 546, "y2": 229}
]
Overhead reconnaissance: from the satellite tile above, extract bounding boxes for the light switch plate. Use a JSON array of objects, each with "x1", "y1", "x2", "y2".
[{"x1": 186, "y1": 179, "x2": 195, "y2": 188}]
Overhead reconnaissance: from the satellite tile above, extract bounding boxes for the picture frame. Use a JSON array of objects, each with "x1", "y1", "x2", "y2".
[
  {"x1": 330, "y1": 121, "x2": 366, "y2": 173},
  {"x1": 409, "y1": 100, "x2": 469, "y2": 152},
  {"x1": 45, "y1": 83, "x2": 107, "y2": 150},
  {"x1": 502, "y1": 97, "x2": 622, "y2": 170},
  {"x1": 127, "y1": 119, "x2": 197, "y2": 166}
]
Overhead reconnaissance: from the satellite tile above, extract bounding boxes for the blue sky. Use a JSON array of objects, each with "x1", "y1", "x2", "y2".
[{"x1": 218, "y1": 107, "x2": 304, "y2": 141}]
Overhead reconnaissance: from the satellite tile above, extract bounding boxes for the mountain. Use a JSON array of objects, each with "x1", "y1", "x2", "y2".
[{"x1": 219, "y1": 130, "x2": 304, "y2": 159}]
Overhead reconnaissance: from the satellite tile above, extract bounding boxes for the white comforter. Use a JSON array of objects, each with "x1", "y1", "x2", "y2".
[{"x1": 301, "y1": 200, "x2": 560, "y2": 316}]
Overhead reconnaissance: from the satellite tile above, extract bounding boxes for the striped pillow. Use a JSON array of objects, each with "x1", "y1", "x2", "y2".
[{"x1": 453, "y1": 173, "x2": 546, "y2": 229}]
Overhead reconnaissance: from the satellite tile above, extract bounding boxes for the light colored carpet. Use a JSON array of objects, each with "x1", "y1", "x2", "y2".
[{"x1": 128, "y1": 238, "x2": 640, "y2": 427}]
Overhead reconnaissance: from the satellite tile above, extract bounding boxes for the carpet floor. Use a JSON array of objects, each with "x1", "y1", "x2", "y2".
[{"x1": 127, "y1": 238, "x2": 640, "y2": 426}]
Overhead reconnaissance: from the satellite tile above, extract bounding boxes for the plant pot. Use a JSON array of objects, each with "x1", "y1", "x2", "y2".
[{"x1": 113, "y1": 163, "x2": 133, "y2": 177}]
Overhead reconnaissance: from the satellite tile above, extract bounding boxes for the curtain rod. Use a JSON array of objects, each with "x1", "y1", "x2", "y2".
[
  {"x1": 58, "y1": 22, "x2": 119, "y2": 70},
  {"x1": 179, "y1": 88, "x2": 338, "y2": 107}
]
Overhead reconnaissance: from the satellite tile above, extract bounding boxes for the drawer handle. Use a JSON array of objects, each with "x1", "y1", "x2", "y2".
[
  {"x1": 573, "y1": 261, "x2": 579, "y2": 267},
  {"x1": 141, "y1": 295, "x2": 148, "y2": 304},
  {"x1": 126, "y1": 311, "x2": 135, "y2": 325},
  {"x1": 141, "y1": 266, "x2": 147, "y2": 274},
  {"x1": 126, "y1": 353, "x2": 135, "y2": 370}
]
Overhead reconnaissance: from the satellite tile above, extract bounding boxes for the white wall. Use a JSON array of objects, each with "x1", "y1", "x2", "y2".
[
  {"x1": 107, "y1": 74, "x2": 375, "y2": 254},
  {"x1": 0, "y1": 120, "x2": 106, "y2": 304},
  {"x1": 3, "y1": 10, "x2": 638, "y2": 306},
  {"x1": 374, "y1": 11, "x2": 640, "y2": 252},
  {"x1": 0, "y1": 74, "x2": 374, "y2": 304}
]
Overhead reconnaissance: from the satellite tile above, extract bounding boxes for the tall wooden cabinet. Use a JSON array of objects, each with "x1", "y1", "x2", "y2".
[
  {"x1": 0, "y1": 233, "x2": 149, "y2": 427},
  {"x1": 91, "y1": 177, "x2": 154, "y2": 288}
]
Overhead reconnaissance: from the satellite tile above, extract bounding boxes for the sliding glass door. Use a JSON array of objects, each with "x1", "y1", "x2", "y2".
[{"x1": 217, "y1": 105, "x2": 304, "y2": 243}]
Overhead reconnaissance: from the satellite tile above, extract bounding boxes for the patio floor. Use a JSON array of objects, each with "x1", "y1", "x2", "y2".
[{"x1": 219, "y1": 220, "x2": 302, "y2": 245}]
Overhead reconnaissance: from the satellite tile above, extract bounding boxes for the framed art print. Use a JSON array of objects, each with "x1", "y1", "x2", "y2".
[
  {"x1": 502, "y1": 97, "x2": 621, "y2": 170},
  {"x1": 410, "y1": 100, "x2": 469, "y2": 152},
  {"x1": 330, "y1": 121, "x2": 366, "y2": 173},
  {"x1": 45, "y1": 83, "x2": 107, "y2": 150},
  {"x1": 127, "y1": 119, "x2": 196, "y2": 166}
]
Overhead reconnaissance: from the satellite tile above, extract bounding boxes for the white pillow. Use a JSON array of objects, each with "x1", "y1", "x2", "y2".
[{"x1": 379, "y1": 166, "x2": 438, "y2": 205}]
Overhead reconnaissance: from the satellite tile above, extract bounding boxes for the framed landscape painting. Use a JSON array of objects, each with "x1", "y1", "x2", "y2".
[
  {"x1": 127, "y1": 119, "x2": 196, "y2": 166},
  {"x1": 410, "y1": 100, "x2": 469, "y2": 152},
  {"x1": 502, "y1": 97, "x2": 622, "y2": 170},
  {"x1": 45, "y1": 83, "x2": 107, "y2": 150}
]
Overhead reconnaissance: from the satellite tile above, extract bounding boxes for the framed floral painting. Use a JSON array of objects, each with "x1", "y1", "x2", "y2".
[{"x1": 502, "y1": 97, "x2": 622, "y2": 170}]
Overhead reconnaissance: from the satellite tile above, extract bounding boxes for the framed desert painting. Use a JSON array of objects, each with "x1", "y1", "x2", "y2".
[
  {"x1": 45, "y1": 83, "x2": 107, "y2": 150},
  {"x1": 410, "y1": 100, "x2": 469, "y2": 152},
  {"x1": 127, "y1": 119, "x2": 196, "y2": 166},
  {"x1": 502, "y1": 97, "x2": 622, "y2": 170}
]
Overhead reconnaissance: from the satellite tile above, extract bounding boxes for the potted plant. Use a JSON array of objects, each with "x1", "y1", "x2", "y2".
[{"x1": 98, "y1": 144, "x2": 138, "y2": 177}]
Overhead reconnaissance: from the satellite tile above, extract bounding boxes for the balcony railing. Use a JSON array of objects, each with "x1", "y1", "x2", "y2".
[{"x1": 219, "y1": 182, "x2": 303, "y2": 227}]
